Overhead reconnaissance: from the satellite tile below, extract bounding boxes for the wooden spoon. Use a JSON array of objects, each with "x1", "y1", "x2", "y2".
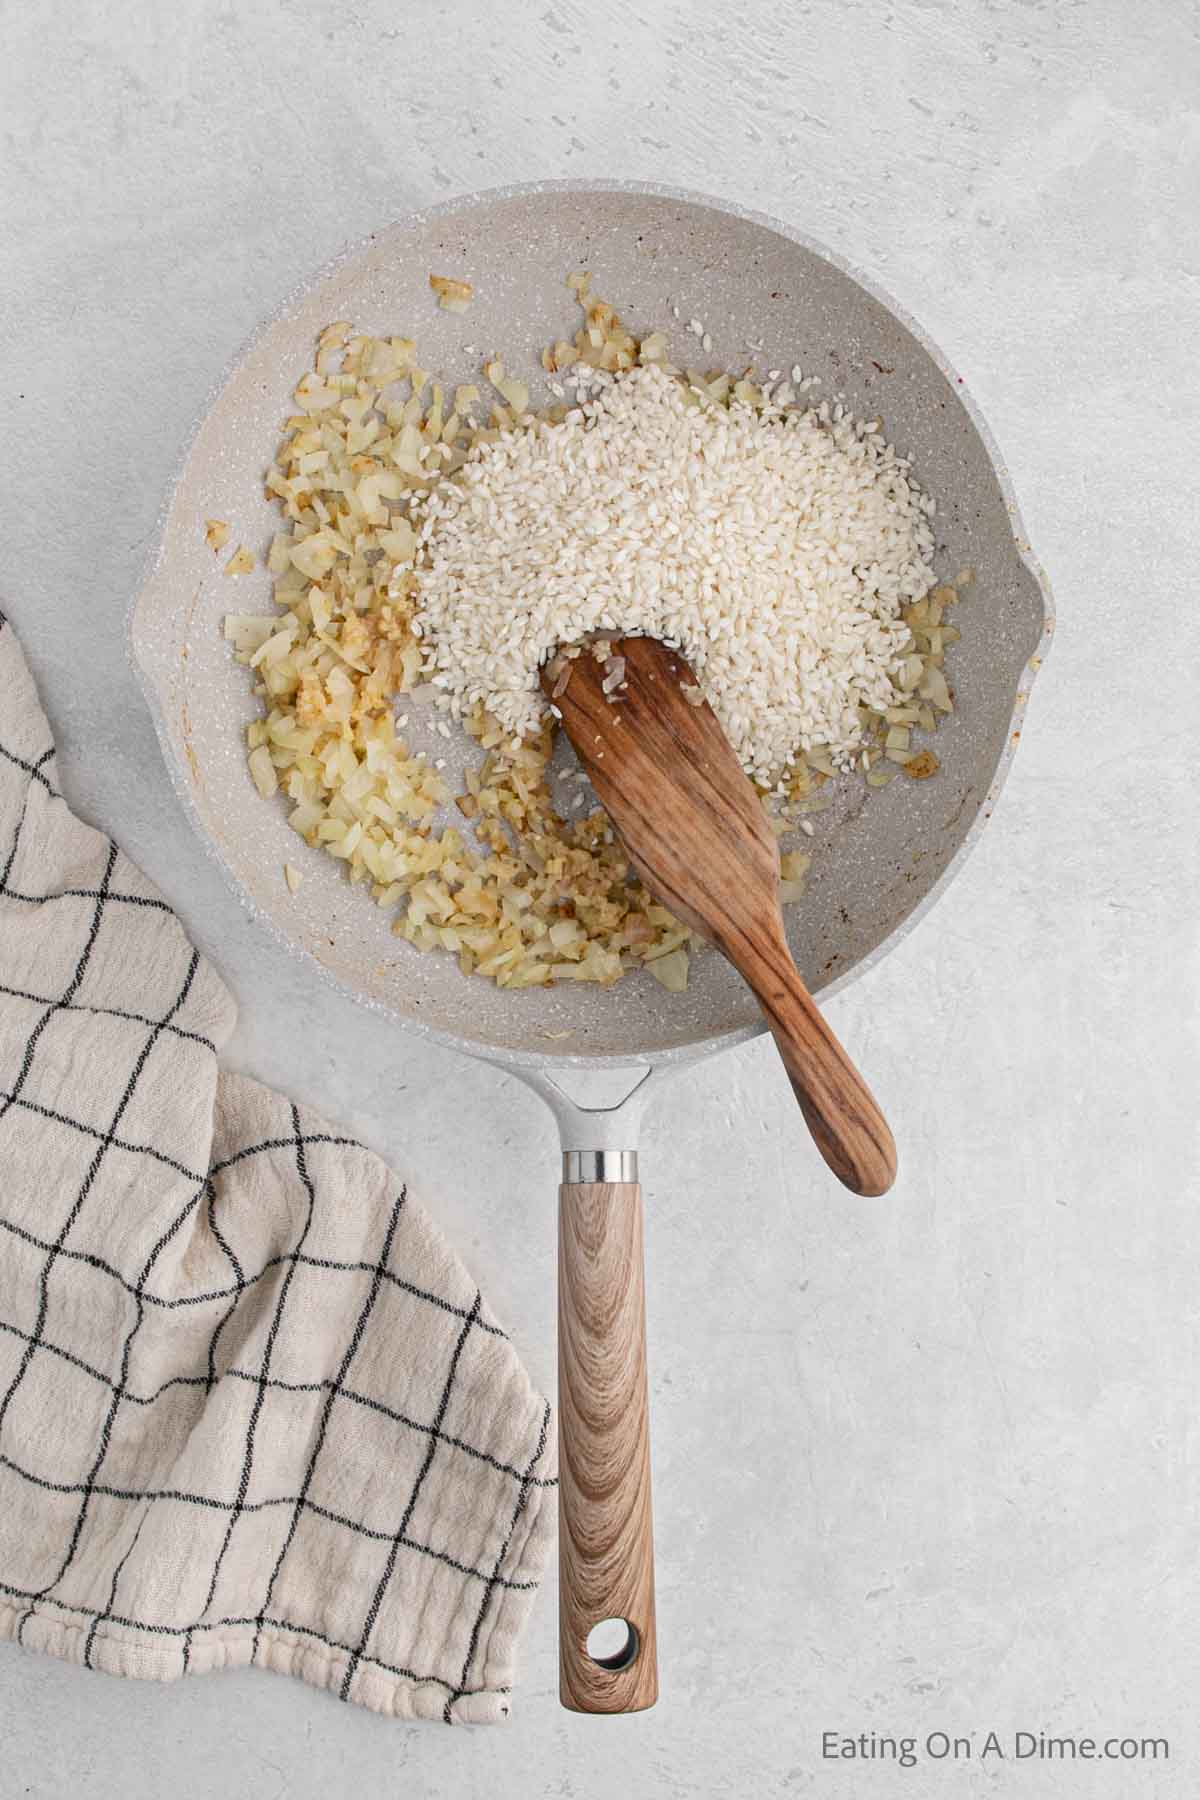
[{"x1": 541, "y1": 634, "x2": 897, "y2": 1198}]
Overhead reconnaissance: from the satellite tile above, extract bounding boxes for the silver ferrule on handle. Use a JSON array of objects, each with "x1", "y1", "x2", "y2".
[{"x1": 562, "y1": 1148, "x2": 639, "y2": 1185}]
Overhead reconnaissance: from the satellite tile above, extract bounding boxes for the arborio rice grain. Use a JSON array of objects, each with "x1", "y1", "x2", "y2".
[
  {"x1": 225, "y1": 289, "x2": 965, "y2": 991},
  {"x1": 413, "y1": 360, "x2": 937, "y2": 787}
]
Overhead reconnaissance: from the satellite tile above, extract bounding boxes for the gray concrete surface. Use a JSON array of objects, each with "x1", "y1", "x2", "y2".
[{"x1": 1, "y1": 1, "x2": 1198, "y2": 1794}]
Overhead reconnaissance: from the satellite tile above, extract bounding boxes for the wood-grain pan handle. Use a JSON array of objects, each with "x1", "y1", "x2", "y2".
[{"x1": 558, "y1": 1171, "x2": 658, "y2": 1713}]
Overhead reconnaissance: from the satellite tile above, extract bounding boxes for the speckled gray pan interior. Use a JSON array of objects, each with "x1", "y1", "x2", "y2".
[{"x1": 130, "y1": 181, "x2": 1052, "y2": 1070}]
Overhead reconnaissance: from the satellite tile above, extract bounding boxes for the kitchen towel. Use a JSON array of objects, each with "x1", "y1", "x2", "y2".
[{"x1": 0, "y1": 613, "x2": 555, "y2": 1724}]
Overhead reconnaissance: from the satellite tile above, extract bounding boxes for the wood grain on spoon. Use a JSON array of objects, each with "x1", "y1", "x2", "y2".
[{"x1": 541, "y1": 635, "x2": 897, "y2": 1197}]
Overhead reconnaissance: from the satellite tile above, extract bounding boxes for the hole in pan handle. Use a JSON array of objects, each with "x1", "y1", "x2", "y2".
[{"x1": 586, "y1": 1617, "x2": 641, "y2": 1672}]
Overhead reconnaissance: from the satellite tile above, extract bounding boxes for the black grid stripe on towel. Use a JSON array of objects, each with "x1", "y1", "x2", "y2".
[{"x1": 0, "y1": 614, "x2": 555, "y2": 1724}]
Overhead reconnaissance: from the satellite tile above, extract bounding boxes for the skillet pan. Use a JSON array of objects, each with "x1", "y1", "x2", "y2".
[{"x1": 130, "y1": 180, "x2": 1053, "y2": 1713}]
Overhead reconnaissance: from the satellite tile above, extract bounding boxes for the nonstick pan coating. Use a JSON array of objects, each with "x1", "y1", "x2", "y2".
[{"x1": 130, "y1": 181, "x2": 1052, "y2": 1069}]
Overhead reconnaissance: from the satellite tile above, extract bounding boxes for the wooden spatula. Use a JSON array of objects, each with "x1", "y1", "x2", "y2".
[{"x1": 542, "y1": 634, "x2": 897, "y2": 1198}]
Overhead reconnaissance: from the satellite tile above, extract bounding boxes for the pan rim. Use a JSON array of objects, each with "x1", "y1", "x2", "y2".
[{"x1": 127, "y1": 177, "x2": 1055, "y2": 1073}]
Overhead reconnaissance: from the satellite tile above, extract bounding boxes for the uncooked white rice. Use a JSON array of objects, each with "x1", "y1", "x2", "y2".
[{"x1": 412, "y1": 362, "x2": 937, "y2": 785}]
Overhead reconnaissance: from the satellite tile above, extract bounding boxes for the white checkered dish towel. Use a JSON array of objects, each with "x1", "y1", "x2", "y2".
[{"x1": 0, "y1": 614, "x2": 555, "y2": 1724}]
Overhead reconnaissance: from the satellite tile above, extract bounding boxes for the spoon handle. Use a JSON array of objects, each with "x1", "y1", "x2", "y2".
[{"x1": 744, "y1": 931, "x2": 897, "y2": 1197}]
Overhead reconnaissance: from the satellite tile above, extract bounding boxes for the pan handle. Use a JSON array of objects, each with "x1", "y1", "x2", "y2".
[
  {"x1": 558, "y1": 1157, "x2": 657, "y2": 1713},
  {"x1": 509, "y1": 1066, "x2": 661, "y2": 1714}
]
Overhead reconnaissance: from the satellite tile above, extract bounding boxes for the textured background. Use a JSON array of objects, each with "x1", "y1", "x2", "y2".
[{"x1": 1, "y1": 1, "x2": 1197, "y2": 1795}]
